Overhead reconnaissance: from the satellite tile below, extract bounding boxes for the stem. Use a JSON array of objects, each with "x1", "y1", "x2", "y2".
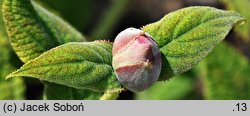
[{"x1": 100, "y1": 88, "x2": 124, "y2": 100}]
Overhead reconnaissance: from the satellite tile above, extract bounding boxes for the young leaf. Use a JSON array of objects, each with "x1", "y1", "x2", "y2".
[
  {"x1": 2, "y1": 0, "x2": 86, "y2": 62},
  {"x1": 195, "y1": 42, "x2": 250, "y2": 99},
  {"x1": 43, "y1": 82, "x2": 102, "y2": 100},
  {"x1": 221, "y1": 0, "x2": 250, "y2": 42},
  {"x1": 2, "y1": 0, "x2": 90, "y2": 100},
  {"x1": 7, "y1": 41, "x2": 121, "y2": 92},
  {"x1": 142, "y1": 6, "x2": 245, "y2": 80},
  {"x1": 2, "y1": 0, "x2": 56, "y2": 62}
]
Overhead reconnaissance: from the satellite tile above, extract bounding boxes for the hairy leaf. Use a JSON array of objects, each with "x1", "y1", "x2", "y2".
[
  {"x1": 2, "y1": 0, "x2": 92, "y2": 100},
  {"x1": 31, "y1": 1, "x2": 86, "y2": 43},
  {"x1": 2, "y1": 0, "x2": 86, "y2": 62},
  {"x1": 7, "y1": 41, "x2": 121, "y2": 92},
  {"x1": 0, "y1": 0, "x2": 8, "y2": 47},
  {"x1": 35, "y1": 0, "x2": 93, "y2": 31},
  {"x1": 143, "y1": 6, "x2": 245, "y2": 80},
  {"x1": 0, "y1": 0, "x2": 25, "y2": 100},
  {"x1": 195, "y1": 42, "x2": 250, "y2": 99},
  {"x1": 31, "y1": 1, "x2": 99, "y2": 99},
  {"x1": 221, "y1": 0, "x2": 250, "y2": 42}
]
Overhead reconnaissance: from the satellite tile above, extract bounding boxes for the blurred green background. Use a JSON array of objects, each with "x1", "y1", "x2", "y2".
[{"x1": 1, "y1": 0, "x2": 250, "y2": 100}]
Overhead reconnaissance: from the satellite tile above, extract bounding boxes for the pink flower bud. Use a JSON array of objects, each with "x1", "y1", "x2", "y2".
[{"x1": 112, "y1": 28, "x2": 162, "y2": 92}]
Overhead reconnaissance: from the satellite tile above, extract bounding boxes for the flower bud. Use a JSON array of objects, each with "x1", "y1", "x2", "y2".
[{"x1": 112, "y1": 28, "x2": 162, "y2": 92}]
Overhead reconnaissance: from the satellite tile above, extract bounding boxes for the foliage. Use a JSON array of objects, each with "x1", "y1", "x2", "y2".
[
  {"x1": 143, "y1": 6, "x2": 244, "y2": 80},
  {"x1": 195, "y1": 42, "x2": 250, "y2": 99},
  {"x1": 0, "y1": 0, "x2": 247, "y2": 100},
  {"x1": 7, "y1": 41, "x2": 121, "y2": 92},
  {"x1": 1, "y1": 0, "x2": 97, "y2": 100},
  {"x1": 2, "y1": 0, "x2": 86, "y2": 62},
  {"x1": 0, "y1": 0, "x2": 25, "y2": 99}
]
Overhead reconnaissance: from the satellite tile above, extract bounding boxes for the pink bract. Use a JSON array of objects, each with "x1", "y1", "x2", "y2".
[{"x1": 112, "y1": 28, "x2": 162, "y2": 92}]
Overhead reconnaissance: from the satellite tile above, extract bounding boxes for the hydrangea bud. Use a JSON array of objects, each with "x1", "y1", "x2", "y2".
[{"x1": 112, "y1": 28, "x2": 162, "y2": 92}]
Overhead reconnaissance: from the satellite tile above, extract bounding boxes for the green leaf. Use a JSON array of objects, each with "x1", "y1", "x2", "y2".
[
  {"x1": 43, "y1": 82, "x2": 102, "y2": 100},
  {"x1": 136, "y1": 74, "x2": 194, "y2": 100},
  {"x1": 0, "y1": 0, "x2": 25, "y2": 100},
  {"x1": 2, "y1": 0, "x2": 92, "y2": 100},
  {"x1": 31, "y1": 1, "x2": 86, "y2": 43},
  {"x1": 221, "y1": 0, "x2": 250, "y2": 42},
  {"x1": 195, "y1": 42, "x2": 250, "y2": 99},
  {"x1": 7, "y1": 41, "x2": 121, "y2": 92},
  {"x1": 2, "y1": 0, "x2": 86, "y2": 63},
  {"x1": 142, "y1": 6, "x2": 245, "y2": 80},
  {"x1": 35, "y1": 0, "x2": 93, "y2": 32},
  {"x1": 0, "y1": 0, "x2": 8, "y2": 46}
]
